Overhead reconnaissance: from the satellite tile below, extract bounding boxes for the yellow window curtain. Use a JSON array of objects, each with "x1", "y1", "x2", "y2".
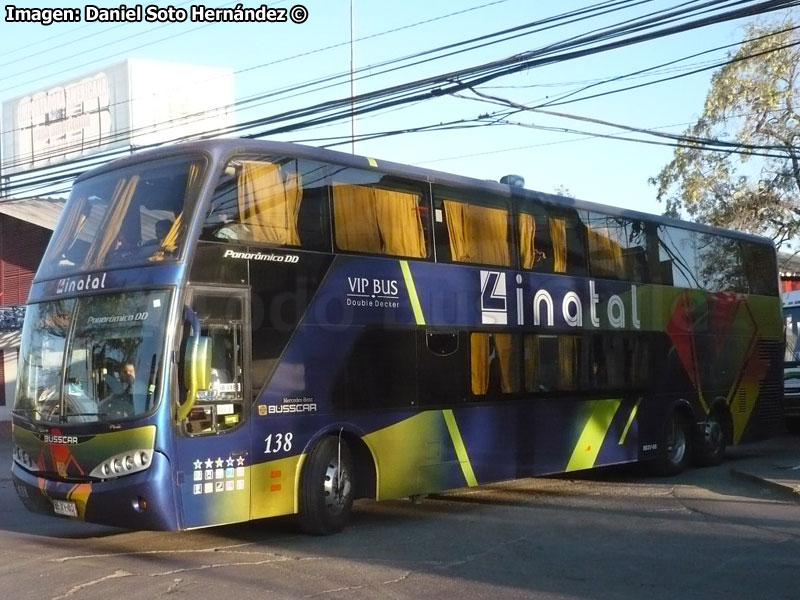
[
  {"x1": 493, "y1": 333, "x2": 517, "y2": 393},
  {"x1": 471, "y1": 333, "x2": 516, "y2": 395},
  {"x1": 374, "y1": 189, "x2": 426, "y2": 258},
  {"x1": 444, "y1": 200, "x2": 510, "y2": 266},
  {"x1": 588, "y1": 227, "x2": 624, "y2": 277},
  {"x1": 471, "y1": 333, "x2": 490, "y2": 395},
  {"x1": 558, "y1": 336, "x2": 579, "y2": 389},
  {"x1": 550, "y1": 218, "x2": 567, "y2": 273},
  {"x1": 472, "y1": 204, "x2": 510, "y2": 266},
  {"x1": 518, "y1": 212, "x2": 536, "y2": 269},
  {"x1": 87, "y1": 175, "x2": 140, "y2": 268},
  {"x1": 237, "y1": 161, "x2": 302, "y2": 245},
  {"x1": 149, "y1": 162, "x2": 202, "y2": 262},
  {"x1": 444, "y1": 200, "x2": 470, "y2": 262},
  {"x1": 333, "y1": 184, "x2": 426, "y2": 258},
  {"x1": 523, "y1": 335, "x2": 537, "y2": 392},
  {"x1": 49, "y1": 195, "x2": 87, "y2": 261},
  {"x1": 333, "y1": 184, "x2": 382, "y2": 253}
]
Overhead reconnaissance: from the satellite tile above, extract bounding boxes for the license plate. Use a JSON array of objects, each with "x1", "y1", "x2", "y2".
[{"x1": 52, "y1": 499, "x2": 78, "y2": 518}]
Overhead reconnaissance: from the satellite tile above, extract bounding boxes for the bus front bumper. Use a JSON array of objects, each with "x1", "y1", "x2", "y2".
[{"x1": 11, "y1": 450, "x2": 180, "y2": 530}]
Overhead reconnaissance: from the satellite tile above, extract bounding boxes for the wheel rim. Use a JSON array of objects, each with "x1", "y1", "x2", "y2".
[
  {"x1": 707, "y1": 420, "x2": 723, "y2": 452},
  {"x1": 667, "y1": 416, "x2": 686, "y2": 466},
  {"x1": 323, "y1": 457, "x2": 351, "y2": 515}
]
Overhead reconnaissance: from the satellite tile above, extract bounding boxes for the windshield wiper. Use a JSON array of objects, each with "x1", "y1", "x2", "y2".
[{"x1": 61, "y1": 412, "x2": 108, "y2": 418}]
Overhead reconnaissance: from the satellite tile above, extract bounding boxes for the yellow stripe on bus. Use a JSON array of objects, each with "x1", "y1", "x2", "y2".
[
  {"x1": 442, "y1": 409, "x2": 478, "y2": 487},
  {"x1": 399, "y1": 260, "x2": 425, "y2": 325},
  {"x1": 566, "y1": 399, "x2": 621, "y2": 472},
  {"x1": 619, "y1": 399, "x2": 641, "y2": 445}
]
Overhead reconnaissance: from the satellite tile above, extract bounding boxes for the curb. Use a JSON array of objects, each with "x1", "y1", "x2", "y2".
[{"x1": 730, "y1": 467, "x2": 800, "y2": 501}]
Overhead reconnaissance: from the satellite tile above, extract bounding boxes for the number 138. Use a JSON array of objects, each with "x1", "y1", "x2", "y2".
[{"x1": 264, "y1": 432, "x2": 293, "y2": 454}]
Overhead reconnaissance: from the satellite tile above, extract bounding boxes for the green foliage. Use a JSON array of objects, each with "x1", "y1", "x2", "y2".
[{"x1": 651, "y1": 22, "x2": 800, "y2": 247}]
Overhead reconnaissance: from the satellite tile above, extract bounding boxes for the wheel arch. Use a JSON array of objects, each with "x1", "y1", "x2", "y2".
[
  {"x1": 669, "y1": 397, "x2": 695, "y2": 426},
  {"x1": 300, "y1": 425, "x2": 378, "y2": 501}
]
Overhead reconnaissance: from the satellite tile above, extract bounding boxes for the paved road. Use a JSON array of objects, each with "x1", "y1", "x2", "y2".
[{"x1": 2, "y1": 432, "x2": 800, "y2": 600}]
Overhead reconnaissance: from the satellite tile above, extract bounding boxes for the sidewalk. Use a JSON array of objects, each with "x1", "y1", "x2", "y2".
[{"x1": 728, "y1": 433, "x2": 800, "y2": 500}]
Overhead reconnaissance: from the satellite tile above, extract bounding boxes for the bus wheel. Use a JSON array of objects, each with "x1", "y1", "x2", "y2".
[
  {"x1": 654, "y1": 410, "x2": 692, "y2": 476},
  {"x1": 298, "y1": 436, "x2": 354, "y2": 535},
  {"x1": 693, "y1": 411, "x2": 727, "y2": 467}
]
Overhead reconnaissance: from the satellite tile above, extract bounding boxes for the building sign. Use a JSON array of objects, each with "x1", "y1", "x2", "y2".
[
  {"x1": 1, "y1": 60, "x2": 234, "y2": 175},
  {"x1": 14, "y1": 73, "x2": 111, "y2": 170}
]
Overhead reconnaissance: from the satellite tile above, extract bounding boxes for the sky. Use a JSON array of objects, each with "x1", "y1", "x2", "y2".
[{"x1": 0, "y1": 0, "x2": 795, "y2": 217}]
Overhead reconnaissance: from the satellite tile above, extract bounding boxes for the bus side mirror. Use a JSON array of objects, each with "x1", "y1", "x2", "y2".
[
  {"x1": 177, "y1": 336, "x2": 212, "y2": 421},
  {"x1": 177, "y1": 307, "x2": 212, "y2": 421}
]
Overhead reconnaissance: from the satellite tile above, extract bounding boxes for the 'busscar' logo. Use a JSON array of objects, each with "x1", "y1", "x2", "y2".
[{"x1": 43, "y1": 434, "x2": 78, "y2": 444}]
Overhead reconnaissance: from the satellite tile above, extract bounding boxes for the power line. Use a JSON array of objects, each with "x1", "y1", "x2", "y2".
[
  {"x1": 522, "y1": 23, "x2": 800, "y2": 108},
  {"x1": 1, "y1": 0, "x2": 646, "y2": 169},
  {"x1": 463, "y1": 87, "x2": 799, "y2": 153},
  {"x1": 0, "y1": 0, "x2": 510, "y2": 116},
  {"x1": 0, "y1": 0, "x2": 244, "y2": 94},
  {"x1": 0, "y1": 0, "x2": 199, "y2": 70},
  {"x1": 2, "y1": 0, "x2": 795, "y2": 195}
]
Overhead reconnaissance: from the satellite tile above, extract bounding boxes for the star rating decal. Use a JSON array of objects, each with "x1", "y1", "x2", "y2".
[
  {"x1": 191, "y1": 454, "x2": 247, "y2": 494},
  {"x1": 195, "y1": 455, "x2": 247, "y2": 472}
]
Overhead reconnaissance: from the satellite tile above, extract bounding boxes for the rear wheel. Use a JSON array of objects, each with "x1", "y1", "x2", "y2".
[
  {"x1": 653, "y1": 410, "x2": 692, "y2": 476},
  {"x1": 298, "y1": 436, "x2": 354, "y2": 535},
  {"x1": 693, "y1": 410, "x2": 727, "y2": 467}
]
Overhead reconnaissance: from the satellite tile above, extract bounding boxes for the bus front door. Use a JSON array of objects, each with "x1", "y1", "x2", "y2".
[{"x1": 175, "y1": 287, "x2": 252, "y2": 528}]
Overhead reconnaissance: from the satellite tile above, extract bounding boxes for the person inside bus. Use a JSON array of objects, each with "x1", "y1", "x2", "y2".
[
  {"x1": 120, "y1": 362, "x2": 136, "y2": 398},
  {"x1": 138, "y1": 218, "x2": 174, "y2": 248},
  {"x1": 214, "y1": 213, "x2": 250, "y2": 241},
  {"x1": 100, "y1": 362, "x2": 138, "y2": 417}
]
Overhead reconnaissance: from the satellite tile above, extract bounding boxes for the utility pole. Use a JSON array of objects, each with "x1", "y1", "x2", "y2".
[{"x1": 349, "y1": 0, "x2": 356, "y2": 154}]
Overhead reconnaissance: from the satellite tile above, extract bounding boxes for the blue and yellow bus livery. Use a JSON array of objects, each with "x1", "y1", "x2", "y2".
[{"x1": 11, "y1": 140, "x2": 783, "y2": 533}]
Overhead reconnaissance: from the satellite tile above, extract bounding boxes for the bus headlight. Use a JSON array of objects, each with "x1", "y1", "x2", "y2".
[
  {"x1": 12, "y1": 445, "x2": 37, "y2": 471},
  {"x1": 90, "y1": 449, "x2": 154, "y2": 480}
]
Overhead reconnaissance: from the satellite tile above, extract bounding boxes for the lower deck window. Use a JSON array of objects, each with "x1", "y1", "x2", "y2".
[
  {"x1": 470, "y1": 332, "x2": 519, "y2": 395},
  {"x1": 524, "y1": 334, "x2": 583, "y2": 392}
]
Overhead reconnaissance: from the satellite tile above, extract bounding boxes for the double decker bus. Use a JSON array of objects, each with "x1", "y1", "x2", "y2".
[{"x1": 11, "y1": 139, "x2": 783, "y2": 533}]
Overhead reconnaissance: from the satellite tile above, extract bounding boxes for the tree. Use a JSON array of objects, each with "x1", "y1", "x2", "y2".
[
  {"x1": 651, "y1": 22, "x2": 800, "y2": 248},
  {"x1": 554, "y1": 185, "x2": 575, "y2": 198}
]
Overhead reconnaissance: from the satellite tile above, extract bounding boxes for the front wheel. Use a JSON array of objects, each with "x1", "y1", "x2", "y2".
[
  {"x1": 652, "y1": 410, "x2": 692, "y2": 476},
  {"x1": 298, "y1": 436, "x2": 354, "y2": 535}
]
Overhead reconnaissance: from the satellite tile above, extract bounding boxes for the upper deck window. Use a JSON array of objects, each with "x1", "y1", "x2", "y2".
[
  {"x1": 435, "y1": 187, "x2": 511, "y2": 267},
  {"x1": 583, "y1": 212, "x2": 648, "y2": 282},
  {"x1": 330, "y1": 168, "x2": 428, "y2": 259},
  {"x1": 517, "y1": 202, "x2": 586, "y2": 275},
  {"x1": 202, "y1": 157, "x2": 330, "y2": 251},
  {"x1": 40, "y1": 156, "x2": 205, "y2": 279},
  {"x1": 741, "y1": 241, "x2": 778, "y2": 296},
  {"x1": 695, "y1": 233, "x2": 748, "y2": 292}
]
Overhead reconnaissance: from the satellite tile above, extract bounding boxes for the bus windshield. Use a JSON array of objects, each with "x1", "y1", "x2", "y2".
[
  {"x1": 13, "y1": 290, "x2": 171, "y2": 424},
  {"x1": 38, "y1": 156, "x2": 205, "y2": 279}
]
